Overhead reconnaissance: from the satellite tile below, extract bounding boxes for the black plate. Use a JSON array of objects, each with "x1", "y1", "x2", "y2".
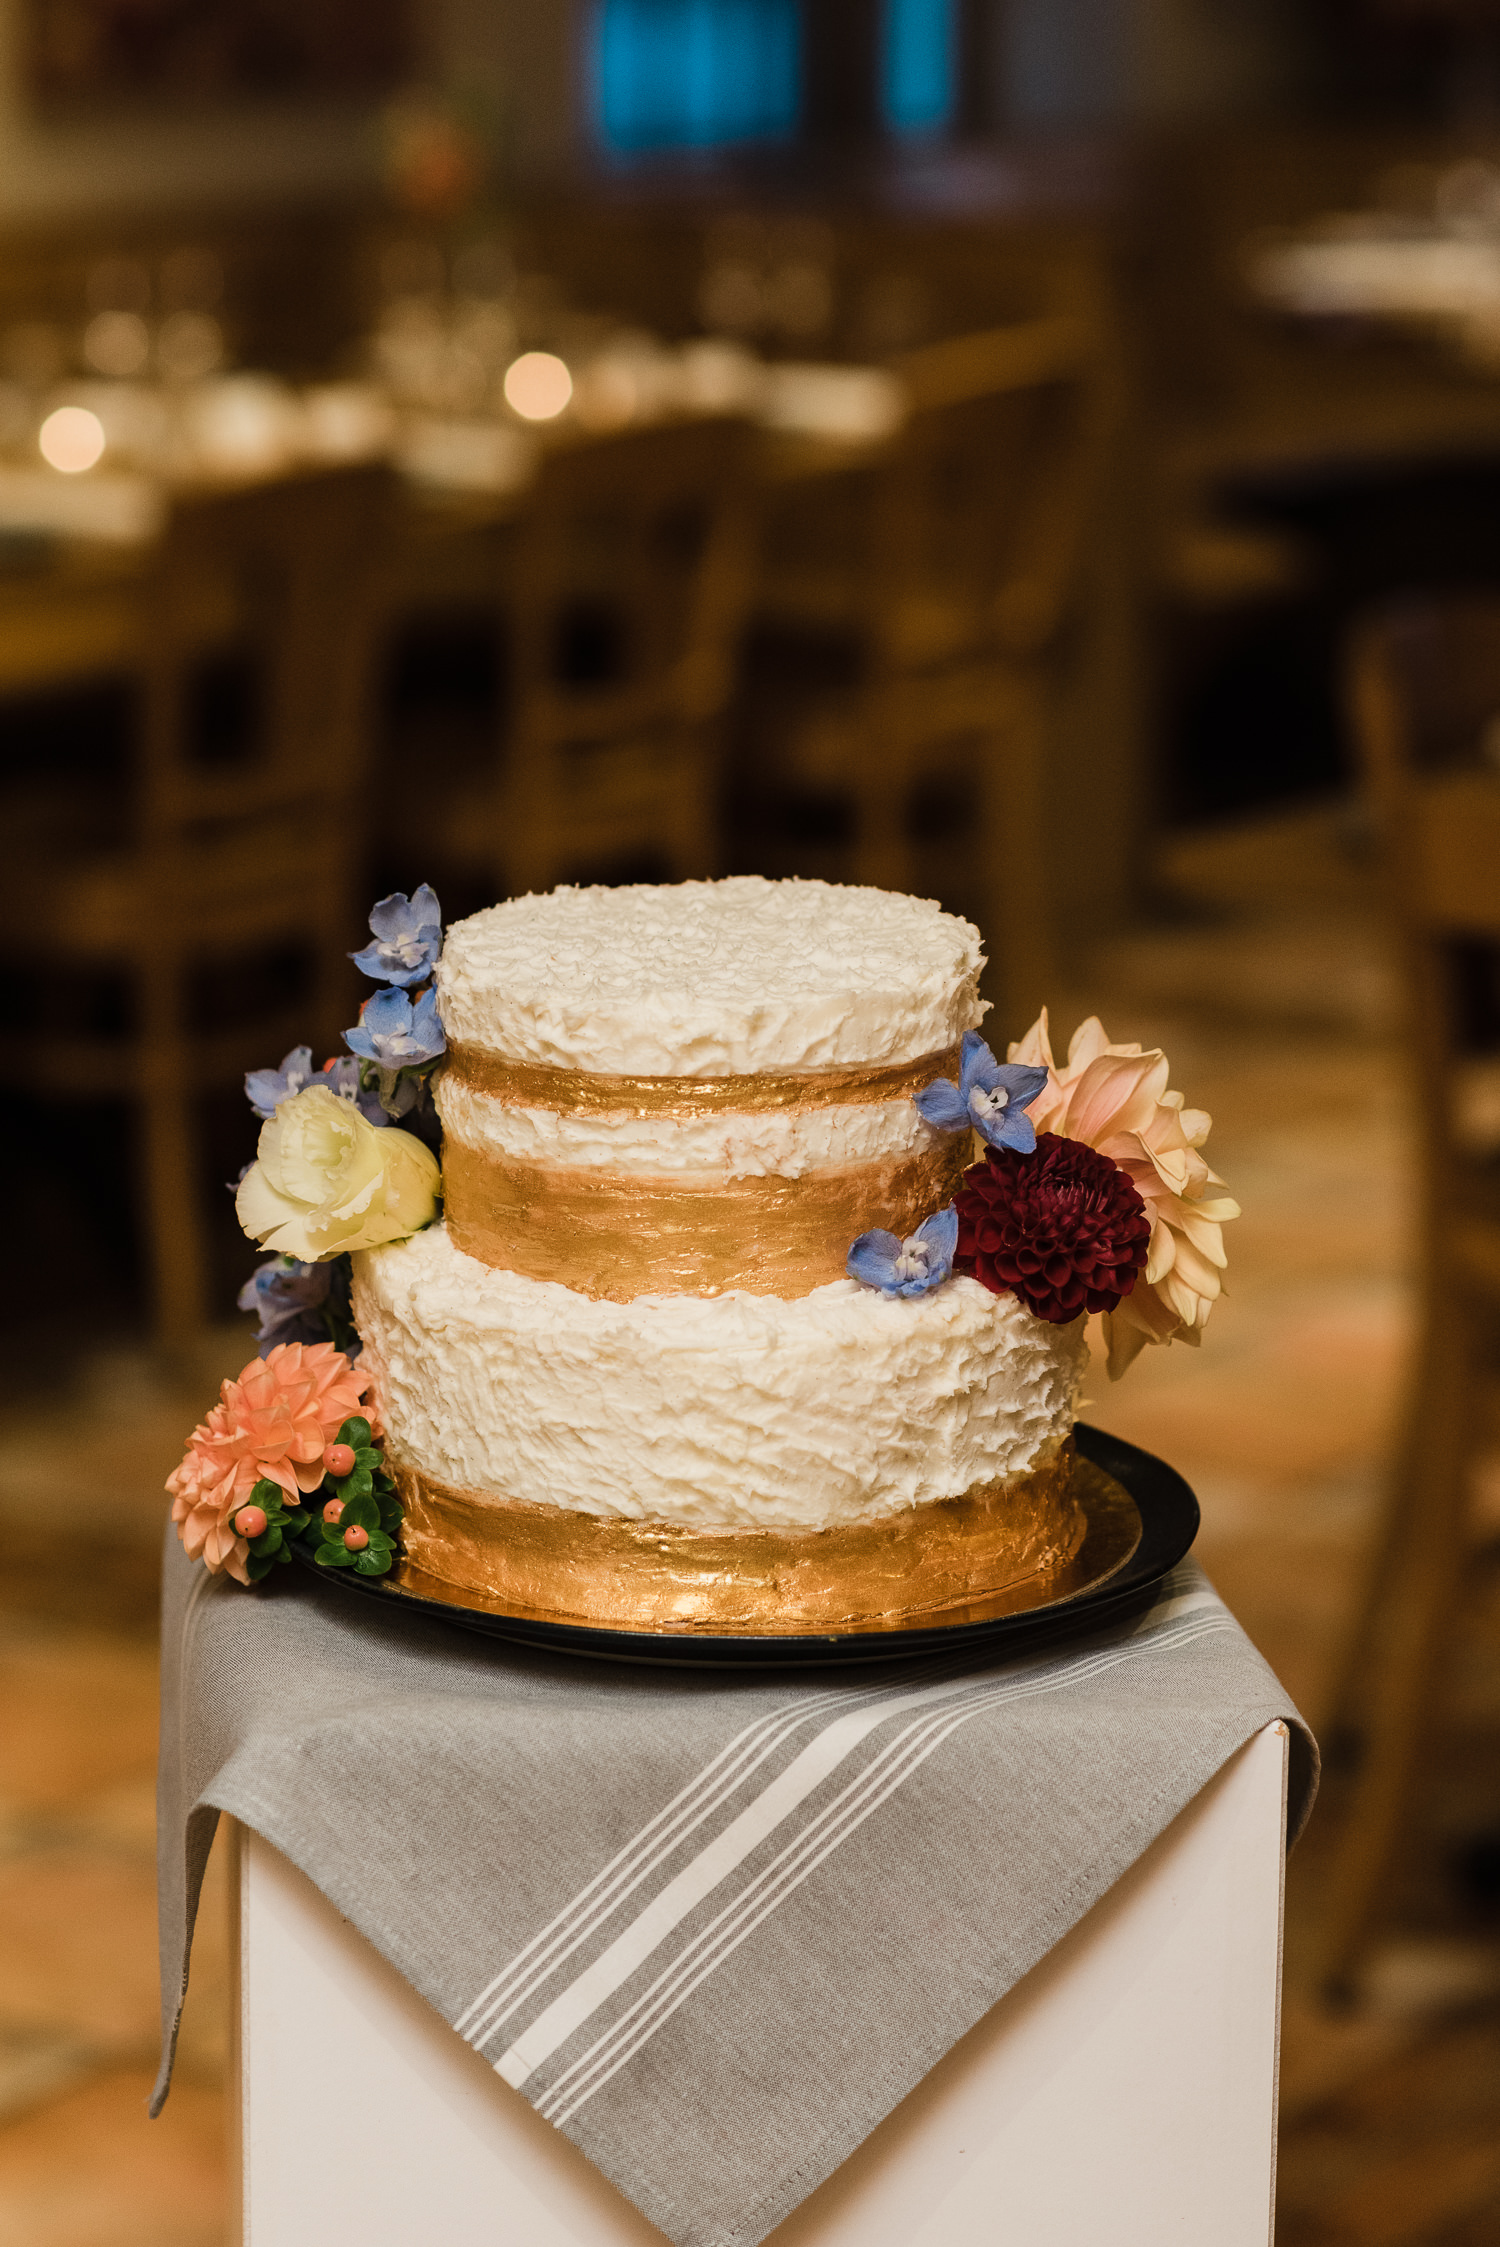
[{"x1": 291, "y1": 1425, "x2": 1199, "y2": 1669}]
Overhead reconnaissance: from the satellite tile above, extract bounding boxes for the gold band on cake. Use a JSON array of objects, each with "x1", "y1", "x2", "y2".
[
  {"x1": 441, "y1": 1040, "x2": 965, "y2": 1119},
  {"x1": 391, "y1": 1442, "x2": 1090, "y2": 1631},
  {"x1": 442, "y1": 1135, "x2": 971, "y2": 1299}
]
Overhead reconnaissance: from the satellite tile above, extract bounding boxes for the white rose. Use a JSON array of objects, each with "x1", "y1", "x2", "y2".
[{"x1": 236, "y1": 1084, "x2": 440, "y2": 1261}]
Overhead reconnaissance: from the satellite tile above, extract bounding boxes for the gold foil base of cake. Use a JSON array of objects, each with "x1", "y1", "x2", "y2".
[{"x1": 389, "y1": 1443, "x2": 1142, "y2": 1636}]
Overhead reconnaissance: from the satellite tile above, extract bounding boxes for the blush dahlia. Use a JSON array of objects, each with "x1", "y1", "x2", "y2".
[{"x1": 953, "y1": 1133, "x2": 1152, "y2": 1324}]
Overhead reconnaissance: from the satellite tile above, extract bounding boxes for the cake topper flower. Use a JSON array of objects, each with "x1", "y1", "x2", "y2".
[
  {"x1": 847, "y1": 1206, "x2": 958, "y2": 1298},
  {"x1": 1008, "y1": 1009, "x2": 1240, "y2": 1377},
  {"x1": 915, "y1": 1032, "x2": 1049, "y2": 1155},
  {"x1": 953, "y1": 1135, "x2": 1151, "y2": 1324},
  {"x1": 350, "y1": 884, "x2": 444, "y2": 988}
]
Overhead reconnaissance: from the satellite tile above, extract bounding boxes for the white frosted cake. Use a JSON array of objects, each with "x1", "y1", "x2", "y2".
[{"x1": 351, "y1": 878, "x2": 1092, "y2": 1630}]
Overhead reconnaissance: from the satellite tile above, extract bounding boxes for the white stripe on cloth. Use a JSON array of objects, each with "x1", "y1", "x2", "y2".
[
  {"x1": 537, "y1": 1612, "x2": 1233, "y2": 2125},
  {"x1": 496, "y1": 1608, "x2": 1232, "y2": 2099},
  {"x1": 458, "y1": 1660, "x2": 971, "y2": 2048}
]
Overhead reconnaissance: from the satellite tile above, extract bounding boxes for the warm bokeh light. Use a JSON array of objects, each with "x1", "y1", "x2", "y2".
[
  {"x1": 503, "y1": 350, "x2": 573, "y2": 421},
  {"x1": 39, "y1": 405, "x2": 106, "y2": 472},
  {"x1": 83, "y1": 309, "x2": 150, "y2": 377}
]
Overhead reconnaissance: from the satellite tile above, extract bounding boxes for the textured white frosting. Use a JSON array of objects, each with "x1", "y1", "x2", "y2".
[
  {"x1": 436, "y1": 876, "x2": 986, "y2": 1075},
  {"x1": 436, "y1": 1073, "x2": 937, "y2": 1179},
  {"x1": 353, "y1": 1224, "x2": 1087, "y2": 1532}
]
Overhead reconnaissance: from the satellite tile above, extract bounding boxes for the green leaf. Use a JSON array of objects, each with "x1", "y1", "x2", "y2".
[
  {"x1": 245, "y1": 1551, "x2": 278, "y2": 1583},
  {"x1": 338, "y1": 1416, "x2": 372, "y2": 1450},
  {"x1": 315, "y1": 1543, "x2": 353, "y2": 1569},
  {"x1": 250, "y1": 1478, "x2": 283, "y2": 1510},
  {"x1": 334, "y1": 1466, "x2": 374, "y2": 1504},
  {"x1": 376, "y1": 1500, "x2": 404, "y2": 1536},
  {"x1": 363, "y1": 1529, "x2": 395, "y2": 1555},
  {"x1": 354, "y1": 1548, "x2": 393, "y2": 1575},
  {"x1": 340, "y1": 1493, "x2": 381, "y2": 1533},
  {"x1": 281, "y1": 1505, "x2": 314, "y2": 1540},
  {"x1": 248, "y1": 1525, "x2": 284, "y2": 1559}
]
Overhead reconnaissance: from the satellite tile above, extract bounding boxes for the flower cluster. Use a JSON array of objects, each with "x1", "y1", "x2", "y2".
[
  {"x1": 166, "y1": 1343, "x2": 372, "y2": 1583},
  {"x1": 1008, "y1": 1010, "x2": 1240, "y2": 1377},
  {"x1": 234, "y1": 887, "x2": 447, "y2": 1278},
  {"x1": 845, "y1": 1006, "x2": 1237, "y2": 1382},
  {"x1": 166, "y1": 1345, "x2": 403, "y2": 1587},
  {"x1": 345, "y1": 885, "x2": 447, "y2": 1121}
]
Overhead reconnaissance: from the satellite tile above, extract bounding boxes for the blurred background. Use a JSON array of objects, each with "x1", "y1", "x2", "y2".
[{"x1": 4, "y1": 0, "x2": 1500, "y2": 2238}]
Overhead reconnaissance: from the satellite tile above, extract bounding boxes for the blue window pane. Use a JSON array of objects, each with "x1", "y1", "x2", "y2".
[
  {"x1": 882, "y1": 0, "x2": 956, "y2": 135},
  {"x1": 593, "y1": 0, "x2": 802, "y2": 154}
]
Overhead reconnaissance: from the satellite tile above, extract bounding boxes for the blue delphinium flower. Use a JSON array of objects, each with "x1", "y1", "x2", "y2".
[
  {"x1": 238, "y1": 1257, "x2": 333, "y2": 1352},
  {"x1": 245, "y1": 1045, "x2": 318, "y2": 1121},
  {"x1": 914, "y1": 1030, "x2": 1049, "y2": 1155},
  {"x1": 350, "y1": 884, "x2": 443, "y2": 988},
  {"x1": 245, "y1": 1048, "x2": 386, "y2": 1126},
  {"x1": 847, "y1": 1205, "x2": 959, "y2": 1298},
  {"x1": 238, "y1": 1255, "x2": 362, "y2": 1358},
  {"x1": 343, "y1": 985, "x2": 446, "y2": 1116}
]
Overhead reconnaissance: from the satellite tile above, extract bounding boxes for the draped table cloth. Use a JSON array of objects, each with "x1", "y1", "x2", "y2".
[{"x1": 155, "y1": 1531, "x2": 1316, "y2": 2247}]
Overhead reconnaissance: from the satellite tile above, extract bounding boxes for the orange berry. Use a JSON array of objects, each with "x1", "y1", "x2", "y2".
[{"x1": 343, "y1": 1525, "x2": 369, "y2": 1553}]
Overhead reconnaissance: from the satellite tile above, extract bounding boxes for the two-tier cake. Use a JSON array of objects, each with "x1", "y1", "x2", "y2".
[{"x1": 353, "y1": 879, "x2": 1089, "y2": 1627}]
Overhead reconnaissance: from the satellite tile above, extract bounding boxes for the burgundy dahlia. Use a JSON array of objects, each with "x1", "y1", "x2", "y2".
[{"x1": 953, "y1": 1132, "x2": 1152, "y2": 1324}]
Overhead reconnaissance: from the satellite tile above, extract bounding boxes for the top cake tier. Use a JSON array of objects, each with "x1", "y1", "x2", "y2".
[{"x1": 436, "y1": 876, "x2": 986, "y2": 1076}]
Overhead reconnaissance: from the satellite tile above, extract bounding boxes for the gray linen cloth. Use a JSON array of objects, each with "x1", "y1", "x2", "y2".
[{"x1": 155, "y1": 1528, "x2": 1316, "y2": 2247}]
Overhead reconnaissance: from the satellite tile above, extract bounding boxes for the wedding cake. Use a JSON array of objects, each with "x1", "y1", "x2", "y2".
[
  {"x1": 349, "y1": 880, "x2": 1088, "y2": 1629},
  {"x1": 173, "y1": 875, "x2": 1237, "y2": 1631}
]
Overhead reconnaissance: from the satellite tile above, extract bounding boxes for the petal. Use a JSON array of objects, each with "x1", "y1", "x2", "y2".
[
  {"x1": 847, "y1": 1230, "x2": 901, "y2": 1288},
  {"x1": 913, "y1": 1078, "x2": 970, "y2": 1132},
  {"x1": 1006, "y1": 1007, "x2": 1054, "y2": 1070},
  {"x1": 913, "y1": 1204, "x2": 959, "y2": 1261},
  {"x1": 1058, "y1": 1051, "x2": 1167, "y2": 1146},
  {"x1": 409, "y1": 881, "x2": 443, "y2": 933},
  {"x1": 361, "y1": 987, "x2": 414, "y2": 1036},
  {"x1": 1165, "y1": 1230, "x2": 1222, "y2": 1299},
  {"x1": 958, "y1": 1032, "x2": 1000, "y2": 1096},
  {"x1": 366, "y1": 892, "x2": 417, "y2": 942},
  {"x1": 1063, "y1": 1016, "x2": 1114, "y2": 1072},
  {"x1": 1144, "y1": 1216, "x2": 1175, "y2": 1286},
  {"x1": 979, "y1": 1108, "x2": 1037, "y2": 1155},
  {"x1": 1102, "y1": 1310, "x2": 1152, "y2": 1380},
  {"x1": 236, "y1": 1163, "x2": 308, "y2": 1249}
]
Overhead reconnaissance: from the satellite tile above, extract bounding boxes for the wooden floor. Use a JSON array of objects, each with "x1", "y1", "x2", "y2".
[{"x1": 1, "y1": 801, "x2": 1498, "y2": 2242}]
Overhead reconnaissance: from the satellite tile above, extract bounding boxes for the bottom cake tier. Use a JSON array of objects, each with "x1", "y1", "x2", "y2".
[
  {"x1": 390, "y1": 1443, "x2": 1085, "y2": 1629},
  {"x1": 352, "y1": 1221, "x2": 1090, "y2": 1627}
]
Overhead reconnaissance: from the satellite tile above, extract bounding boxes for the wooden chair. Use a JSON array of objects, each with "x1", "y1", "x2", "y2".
[
  {"x1": 412, "y1": 415, "x2": 757, "y2": 900},
  {"x1": 1320, "y1": 594, "x2": 1500, "y2": 1995},
  {"x1": 8, "y1": 464, "x2": 393, "y2": 1346},
  {"x1": 750, "y1": 313, "x2": 1113, "y2": 1029}
]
